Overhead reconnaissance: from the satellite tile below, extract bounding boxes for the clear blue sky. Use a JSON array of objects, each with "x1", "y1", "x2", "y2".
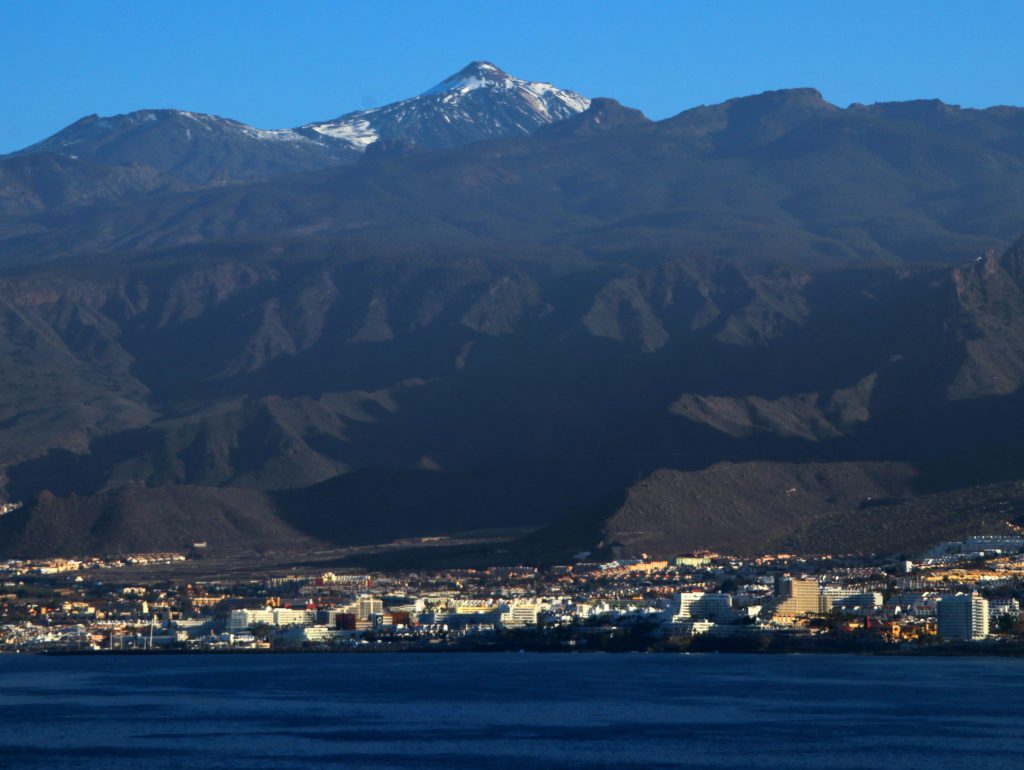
[{"x1": 3, "y1": 0, "x2": 1023, "y2": 154}]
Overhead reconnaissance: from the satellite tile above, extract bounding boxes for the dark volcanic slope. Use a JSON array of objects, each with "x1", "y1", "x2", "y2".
[
  {"x1": 3, "y1": 86, "x2": 1024, "y2": 558},
  {"x1": 523, "y1": 461, "x2": 1024, "y2": 560},
  {"x1": 0, "y1": 484, "x2": 300, "y2": 557},
  {"x1": 1, "y1": 236, "x2": 1024, "y2": 557},
  {"x1": 597, "y1": 461, "x2": 919, "y2": 556},
  {"x1": 0, "y1": 153, "x2": 189, "y2": 215}
]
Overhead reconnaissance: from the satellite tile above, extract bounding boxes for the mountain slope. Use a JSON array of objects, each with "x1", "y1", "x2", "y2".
[
  {"x1": 4, "y1": 88, "x2": 1024, "y2": 269},
  {"x1": 5, "y1": 80, "x2": 1024, "y2": 559},
  {"x1": 300, "y1": 61, "x2": 590, "y2": 150},
  {"x1": 12, "y1": 110, "x2": 354, "y2": 184},
  {"x1": 8, "y1": 62, "x2": 590, "y2": 187},
  {"x1": 0, "y1": 153, "x2": 188, "y2": 214},
  {"x1": 3, "y1": 236, "x2": 1024, "y2": 558}
]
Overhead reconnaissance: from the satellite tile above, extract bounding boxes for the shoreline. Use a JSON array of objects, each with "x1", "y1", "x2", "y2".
[{"x1": 15, "y1": 638, "x2": 1024, "y2": 658}]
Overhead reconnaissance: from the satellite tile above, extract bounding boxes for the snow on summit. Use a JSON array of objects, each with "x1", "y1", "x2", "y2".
[
  {"x1": 421, "y1": 61, "x2": 590, "y2": 115},
  {"x1": 422, "y1": 61, "x2": 506, "y2": 95},
  {"x1": 11, "y1": 61, "x2": 590, "y2": 180},
  {"x1": 423, "y1": 60, "x2": 591, "y2": 117},
  {"x1": 301, "y1": 61, "x2": 590, "y2": 151}
]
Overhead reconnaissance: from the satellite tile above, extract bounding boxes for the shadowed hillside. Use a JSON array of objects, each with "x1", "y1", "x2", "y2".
[{"x1": 3, "y1": 86, "x2": 1024, "y2": 558}]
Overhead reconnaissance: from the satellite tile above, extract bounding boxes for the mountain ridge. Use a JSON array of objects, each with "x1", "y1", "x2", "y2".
[
  {"x1": 3, "y1": 82, "x2": 1023, "y2": 269},
  {"x1": 3, "y1": 70, "x2": 1024, "y2": 559},
  {"x1": 7, "y1": 61, "x2": 590, "y2": 185}
]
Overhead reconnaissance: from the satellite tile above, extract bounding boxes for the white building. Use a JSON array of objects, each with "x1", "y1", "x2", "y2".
[
  {"x1": 666, "y1": 619, "x2": 715, "y2": 636},
  {"x1": 356, "y1": 595, "x2": 384, "y2": 620},
  {"x1": 666, "y1": 592, "x2": 706, "y2": 620},
  {"x1": 501, "y1": 602, "x2": 541, "y2": 628},
  {"x1": 226, "y1": 608, "x2": 316, "y2": 633},
  {"x1": 937, "y1": 594, "x2": 989, "y2": 641},
  {"x1": 693, "y1": 593, "x2": 733, "y2": 621},
  {"x1": 281, "y1": 626, "x2": 335, "y2": 643},
  {"x1": 829, "y1": 591, "x2": 884, "y2": 611},
  {"x1": 988, "y1": 597, "x2": 1020, "y2": 621},
  {"x1": 665, "y1": 591, "x2": 734, "y2": 622}
]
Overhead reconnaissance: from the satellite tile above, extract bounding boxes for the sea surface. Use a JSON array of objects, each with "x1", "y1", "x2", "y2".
[{"x1": 0, "y1": 652, "x2": 1022, "y2": 769}]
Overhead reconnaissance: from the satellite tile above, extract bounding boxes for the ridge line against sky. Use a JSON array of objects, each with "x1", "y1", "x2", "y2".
[{"x1": 2, "y1": 0, "x2": 1024, "y2": 154}]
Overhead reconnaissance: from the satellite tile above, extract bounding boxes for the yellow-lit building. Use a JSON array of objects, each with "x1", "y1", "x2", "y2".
[{"x1": 772, "y1": 577, "x2": 831, "y2": 622}]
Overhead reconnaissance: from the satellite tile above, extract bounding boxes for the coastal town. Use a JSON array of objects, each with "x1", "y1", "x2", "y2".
[{"x1": 2, "y1": 534, "x2": 1023, "y2": 654}]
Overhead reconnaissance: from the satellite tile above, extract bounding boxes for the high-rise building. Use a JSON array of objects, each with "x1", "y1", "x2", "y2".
[
  {"x1": 356, "y1": 595, "x2": 384, "y2": 621},
  {"x1": 937, "y1": 594, "x2": 989, "y2": 641},
  {"x1": 666, "y1": 592, "x2": 706, "y2": 620},
  {"x1": 666, "y1": 592, "x2": 733, "y2": 622},
  {"x1": 501, "y1": 601, "x2": 540, "y2": 628},
  {"x1": 772, "y1": 577, "x2": 831, "y2": 621},
  {"x1": 693, "y1": 593, "x2": 733, "y2": 621}
]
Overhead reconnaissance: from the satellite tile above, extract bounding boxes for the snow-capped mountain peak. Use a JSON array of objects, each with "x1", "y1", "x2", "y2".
[
  {"x1": 421, "y1": 60, "x2": 512, "y2": 95},
  {"x1": 301, "y1": 61, "x2": 590, "y2": 152},
  {"x1": 419, "y1": 61, "x2": 590, "y2": 116},
  {"x1": 11, "y1": 61, "x2": 589, "y2": 184}
]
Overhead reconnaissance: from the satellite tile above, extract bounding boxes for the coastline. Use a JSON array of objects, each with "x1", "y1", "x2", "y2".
[{"x1": 19, "y1": 636, "x2": 1024, "y2": 658}]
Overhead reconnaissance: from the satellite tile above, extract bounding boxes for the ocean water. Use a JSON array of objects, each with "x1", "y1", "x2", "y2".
[{"x1": 0, "y1": 652, "x2": 1022, "y2": 769}]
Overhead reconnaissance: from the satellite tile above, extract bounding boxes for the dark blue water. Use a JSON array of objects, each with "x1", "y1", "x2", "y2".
[{"x1": 1, "y1": 652, "x2": 1022, "y2": 769}]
